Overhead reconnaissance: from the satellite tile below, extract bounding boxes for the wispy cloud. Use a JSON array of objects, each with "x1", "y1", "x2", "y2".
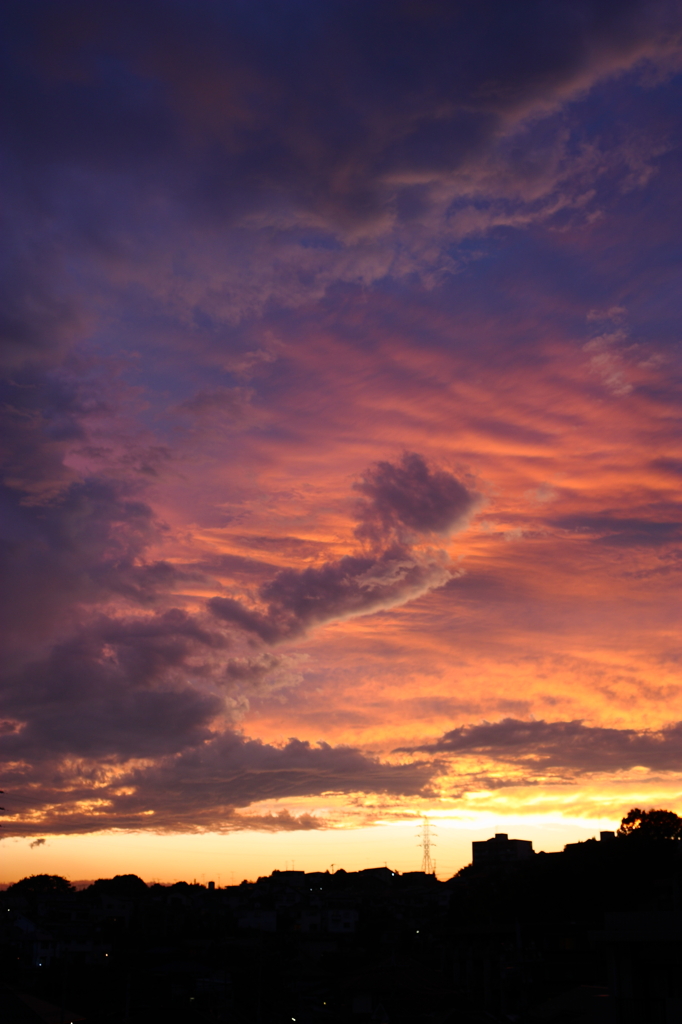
[
  {"x1": 209, "y1": 453, "x2": 478, "y2": 642},
  {"x1": 402, "y1": 717, "x2": 682, "y2": 774}
]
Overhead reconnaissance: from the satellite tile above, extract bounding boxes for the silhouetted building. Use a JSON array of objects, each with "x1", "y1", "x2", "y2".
[
  {"x1": 472, "y1": 832, "x2": 534, "y2": 865},
  {"x1": 565, "y1": 830, "x2": 617, "y2": 853}
]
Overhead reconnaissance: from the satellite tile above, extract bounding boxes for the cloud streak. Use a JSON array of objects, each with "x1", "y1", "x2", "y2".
[
  {"x1": 406, "y1": 717, "x2": 682, "y2": 774},
  {"x1": 550, "y1": 515, "x2": 682, "y2": 548},
  {"x1": 2, "y1": 731, "x2": 435, "y2": 837}
]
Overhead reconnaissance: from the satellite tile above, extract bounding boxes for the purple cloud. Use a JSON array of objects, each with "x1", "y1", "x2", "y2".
[
  {"x1": 2, "y1": 731, "x2": 436, "y2": 837},
  {"x1": 550, "y1": 515, "x2": 682, "y2": 548},
  {"x1": 355, "y1": 452, "x2": 479, "y2": 545},
  {"x1": 209, "y1": 549, "x2": 451, "y2": 643},
  {"x1": 404, "y1": 717, "x2": 682, "y2": 774},
  {"x1": 0, "y1": 610, "x2": 227, "y2": 761},
  {"x1": 209, "y1": 454, "x2": 476, "y2": 643},
  {"x1": 0, "y1": 0, "x2": 676, "y2": 341}
]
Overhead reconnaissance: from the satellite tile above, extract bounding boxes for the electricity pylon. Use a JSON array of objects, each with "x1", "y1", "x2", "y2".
[{"x1": 417, "y1": 817, "x2": 436, "y2": 874}]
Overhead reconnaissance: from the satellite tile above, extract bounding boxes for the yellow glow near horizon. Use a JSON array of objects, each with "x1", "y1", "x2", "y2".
[{"x1": 1, "y1": 815, "x2": 624, "y2": 887}]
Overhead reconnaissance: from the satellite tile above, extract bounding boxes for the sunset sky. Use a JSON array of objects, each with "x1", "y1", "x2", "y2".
[{"x1": 3, "y1": 0, "x2": 682, "y2": 884}]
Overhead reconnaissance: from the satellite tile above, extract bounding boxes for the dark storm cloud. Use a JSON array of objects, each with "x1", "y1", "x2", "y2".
[
  {"x1": 354, "y1": 452, "x2": 479, "y2": 545},
  {"x1": 551, "y1": 514, "x2": 682, "y2": 547},
  {"x1": 1, "y1": 0, "x2": 676, "y2": 229},
  {"x1": 0, "y1": 610, "x2": 227, "y2": 761},
  {"x1": 0, "y1": 0, "x2": 676, "y2": 397},
  {"x1": 0, "y1": 0, "x2": 677, "y2": 340},
  {"x1": 0, "y1": 366, "x2": 208, "y2": 660},
  {"x1": 209, "y1": 454, "x2": 475, "y2": 642},
  {"x1": 0, "y1": 0, "x2": 676, "y2": 385},
  {"x1": 2, "y1": 731, "x2": 436, "y2": 837},
  {"x1": 406, "y1": 717, "x2": 682, "y2": 773},
  {"x1": 0, "y1": 469, "x2": 187, "y2": 656}
]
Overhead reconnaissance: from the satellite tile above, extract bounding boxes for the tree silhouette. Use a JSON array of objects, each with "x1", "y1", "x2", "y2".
[
  {"x1": 617, "y1": 807, "x2": 682, "y2": 841},
  {"x1": 87, "y1": 873, "x2": 148, "y2": 897},
  {"x1": 6, "y1": 874, "x2": 74, "y2": 895}
]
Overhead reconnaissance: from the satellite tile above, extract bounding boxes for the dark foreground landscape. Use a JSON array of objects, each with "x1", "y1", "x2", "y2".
[{"x1": 2, "y1": 824, "x2": 682, "y2": 1023}]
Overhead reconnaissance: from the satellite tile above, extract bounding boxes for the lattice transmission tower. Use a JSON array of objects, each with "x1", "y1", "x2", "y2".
[{"x1": 417, "y1": 817, "x2": 436, "y2": 874}]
